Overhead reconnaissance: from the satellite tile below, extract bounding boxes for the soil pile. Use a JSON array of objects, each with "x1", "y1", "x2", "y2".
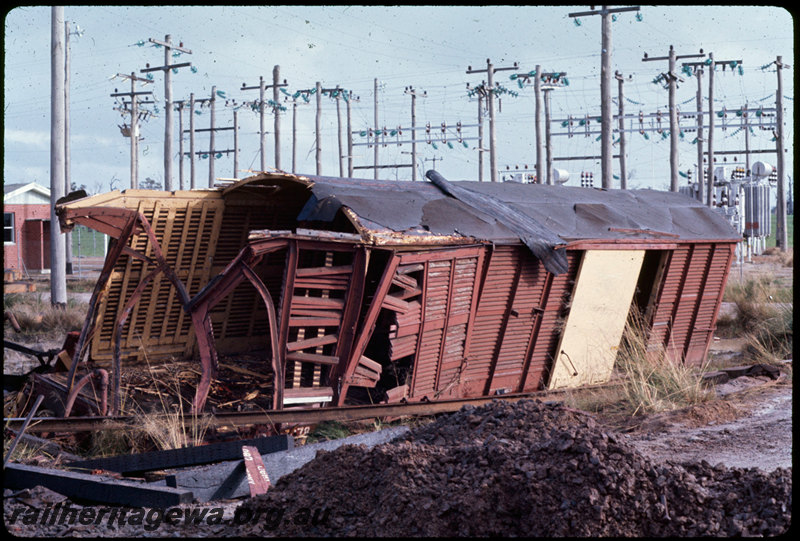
[{"x1": 235, "y1": 399, "x2": 791, "y2": 537}]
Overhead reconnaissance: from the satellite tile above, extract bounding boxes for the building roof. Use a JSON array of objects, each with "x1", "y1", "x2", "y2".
[{"x1": 3, "y1": 182, "x2": 51, "y2": 200}]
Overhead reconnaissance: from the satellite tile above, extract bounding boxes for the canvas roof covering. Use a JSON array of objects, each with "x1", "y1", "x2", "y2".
[
  {"x1": 222, "y1": 170, "x2": 740, "y2": 276},
  {"x1": 286, "y1": 171, "x2": 740, "y2": 244},
  {"x1": 62, "y1": 170, "x2": 739, "y2": 247}
]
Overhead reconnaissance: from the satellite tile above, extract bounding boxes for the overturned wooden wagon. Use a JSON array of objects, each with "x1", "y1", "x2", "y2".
[{"x1": 55, "y1": 170, "x2": 740, "y2": 415}]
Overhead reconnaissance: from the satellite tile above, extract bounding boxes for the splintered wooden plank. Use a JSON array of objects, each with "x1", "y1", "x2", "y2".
[
  {"x1": 282, "y1": 386, "x2": 334, "y2": 405},
  {"x1": 397, "y1": 263, "x2": 424, "y2": 275},
  {"x1": 382, "y1": 294, "x2": 412, "y2": 313},
  {"x1": 295, "y1": 264, "x2": 353, "y2": 277},
  {"x1": 286, "y1": 333, "x2": 339, "y2": 352},
  {"x1": 289, "y1": 307, "x2": 344, "y2": 319},
  {"x1": 344, "y1": 374, "x2": 379, "y2": 388},
  {"x1": 294, "y1": 276, "x2": 351, "y2": 290},
  {"x1": 393, "y1": 286, "x2": 423, "y2": 300},
  {"x1": 285, "y1": 352, "x2": 340, "y2": 365},
  {"x1": 353, "y1": 367, "x2": 380, "y2": 385},
  {"x1": 392, "y1": 272, "x2": 419, "y2": 290},
  {"x1": 242, "y1": 445, "x2": 271, "y2": 497},
  {"x1": 291, "y1": 296, "x2": 346, "y2": 309},
  {"x1": 5, "y1": 463, "x2": 193, "y2": 508},
  {"x1": 288, "y1": 316, "x2": 342, "y2": 327},
  {"x1": 357, "y1": 355, "x2": 382, "y2": 374},
  {"x1": 384, "y1": 384, "x2": 409, "y2": 402}
]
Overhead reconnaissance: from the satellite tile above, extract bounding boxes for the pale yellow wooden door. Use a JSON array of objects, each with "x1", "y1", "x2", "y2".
[{"x1": 548, "y1": 249, "x2": 645, "y2": 389}]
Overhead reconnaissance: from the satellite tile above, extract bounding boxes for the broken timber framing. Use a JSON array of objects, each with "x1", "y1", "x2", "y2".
[{"x1": 53, "y1": 170, "x2": 740, "y2": 418}]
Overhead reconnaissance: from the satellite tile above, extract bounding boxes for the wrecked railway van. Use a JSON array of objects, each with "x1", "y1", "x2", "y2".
[{"x1": 52, "y1": 170, "x2": 740, "y2": 416}]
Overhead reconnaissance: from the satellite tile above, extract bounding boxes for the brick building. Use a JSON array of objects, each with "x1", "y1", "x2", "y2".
[{"x1": 4, "y1": 182, "x2": 52, "y2": 274}]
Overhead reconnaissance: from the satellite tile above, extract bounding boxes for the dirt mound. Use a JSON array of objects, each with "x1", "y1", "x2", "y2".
[{"x1": 235, "y1": 399, "x2": 791, "y2": 537}]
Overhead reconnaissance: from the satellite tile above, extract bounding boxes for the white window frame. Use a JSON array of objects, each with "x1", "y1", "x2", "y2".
[{"x1": 4, "y1": 212, "x2": 15, "y2": 244}]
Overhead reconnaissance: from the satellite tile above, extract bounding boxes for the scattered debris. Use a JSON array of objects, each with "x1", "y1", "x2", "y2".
[{"x1": 3, "y1": 394, "x2": 44, "y2": 468}]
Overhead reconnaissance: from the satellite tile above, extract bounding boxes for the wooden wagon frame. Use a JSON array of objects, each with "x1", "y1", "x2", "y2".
[{"x1": 55, "y1": 170, "x2": 741, "y2": 415}]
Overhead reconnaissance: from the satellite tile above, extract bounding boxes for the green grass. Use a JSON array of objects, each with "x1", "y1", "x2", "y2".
[
  {"x1": 305, "y1": 421, "x2": 353, "y2": 443},
  {"x1": 766, "y1": 213, "x2": 793, "y2": 248},
  {"x1": 70, "y1": 225, "x2": 107, "y2": 258}
]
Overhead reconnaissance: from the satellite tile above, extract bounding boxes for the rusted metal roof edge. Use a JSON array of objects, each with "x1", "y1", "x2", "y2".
[{"x1": 221, "y1": 171, "x2": 314, "y2": 195}]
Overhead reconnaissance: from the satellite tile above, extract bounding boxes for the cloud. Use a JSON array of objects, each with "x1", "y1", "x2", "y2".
[{"x1": 4, "y1": 129, "x2": 49, "y2": 148}]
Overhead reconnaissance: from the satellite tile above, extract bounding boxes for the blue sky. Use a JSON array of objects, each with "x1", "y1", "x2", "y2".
[{"x1": 3, "y1": 5, "x2": 794, "y2": 193}]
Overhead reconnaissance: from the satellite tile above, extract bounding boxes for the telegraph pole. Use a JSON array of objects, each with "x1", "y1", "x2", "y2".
[
  {"x1": 64, "y1": 19, "x2": 82, "y2": 274},
  {"x1": 337, "y1": 87, "x2": 344, "y2": 176},
  {"x1": 209, "y1": 85, "x2": 216, "y2": 186},
  {"x1": 185, "y1": 88, "x2": 236, "y2": 186},
  {"x1": 775, "y1": 55, "x2": 789, "y2": 251},
  {"x1": 50, "y1": 6, "x2": 67, "y2": 307},
  {"x1": 544, "y1": 87, "x2": 554, "y2": 184},
  {"x1": 110, "y1": 73, "x2": 154, "y2": 190},
  {"x1": 286, "y1": 87, "x2": 316, "y2": 174},
  {"x1": 241, "y1": 68, "x2": 288, "y2": 171},
  {"x1": 615, "y1": 71, "x2": 630, "y2": 190},
  {"x1": 695, "y1": 66, "x2": 704, "y2": 201},
  {"x1": 404, "y1": 86, "x2": 426, "y2": 180},
  {"x1": 309, "y1": 83, "x2": 351, "y2": 176},
  {"x1": 287, "y1": 91, "x2": 311, "y2": 174},
  {"x1": 233, "y1": 109, "x2": 239, "y2": 179},
  {"x1": 189, "y1": 93, "x2": 196, "y2": 188},
  {"x1": 514, "y1": 69, "x2": 567, "y2": 184},
  {"x1": 569, "y1": 5, "x2": 640, "y2": 189},
  {"x1": 466, "y1": 82, "x2": 488, "y2": 181},
  {"x1": 643, "y1": 45, "x2": 705, "y2": 192},
  {"x1": 702, "y1": 53, "x2": 743, "y2": 206},
  {"x1": 467, "y1": 58, "x2": 519, "y2": 182},
  {"x1": 346, "y1": 90, "x2": 360, "y2": 177},
  {"x1": 373, "y1": 78, "x2": 380, "y2": 179},
  {"x1": 273, "y1": 65, "x2": 282, "y2": 170},
  {"x1": 534, "y1": 65, "x2": 543, "y2": 184},
  {"x1": 707, "y1": 52, "x2": 716, "y2": 207},
  {"x1": 175, "y1": 100, "x2": 185, "y2": 189},
  {"x1": 681, "y1": 60, "x2": 706, "y2": 201},
  {"x1": 140, "y1": 35, "x2": 192, "y2": 191},
  {"x1": 320, "y1": 86, "x2": 349, "y2": 177},
  {"x1": 317, "y1": 81, "x2": 323, "y2": 174},
  {"x1": 478, "y1": 92, "x2": 485, "y2": 182}
]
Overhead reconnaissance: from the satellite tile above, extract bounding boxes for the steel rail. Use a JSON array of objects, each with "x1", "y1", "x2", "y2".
[{"x1": 3, "y1": 385, "x2": 607, "y2": 434}]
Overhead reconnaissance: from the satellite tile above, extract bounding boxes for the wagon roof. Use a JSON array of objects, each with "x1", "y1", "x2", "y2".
[
  {"x1": 59, "y1": 170, "x2": 740, "y2": 250},
  {"x1": 241, "y1": 170, "x2": 740, "y2": 244}
]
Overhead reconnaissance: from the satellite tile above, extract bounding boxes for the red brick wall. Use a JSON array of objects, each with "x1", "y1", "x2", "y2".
[{"x1": 3, "y1": 203, "x2": 51, "y2": 271}]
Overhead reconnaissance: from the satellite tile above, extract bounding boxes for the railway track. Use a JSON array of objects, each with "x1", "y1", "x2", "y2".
[{"x1": 4, "y1": 387, "x2": 594, "y2": 434}]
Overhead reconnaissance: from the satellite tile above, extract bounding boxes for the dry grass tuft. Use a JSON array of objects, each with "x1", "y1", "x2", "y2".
[
  {"x1": 616, "y1": 312, "x2": 712, "y2": 416},
  {"x1": 4, "y1": 293, "x2": 87, "y2": 337}
]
